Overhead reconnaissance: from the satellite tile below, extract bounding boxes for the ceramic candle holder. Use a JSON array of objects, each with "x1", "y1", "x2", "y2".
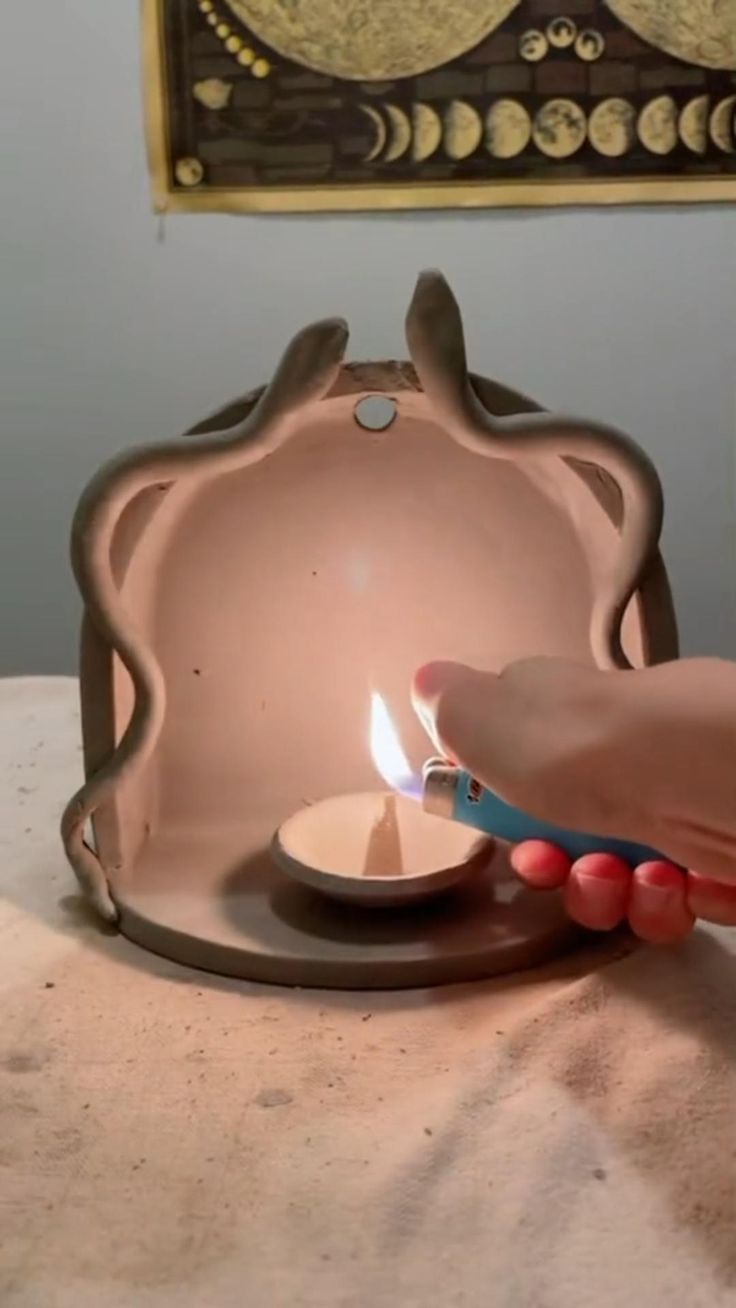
[{"x1": 61, "y1": 271, "x2": 677, "y2": 989}]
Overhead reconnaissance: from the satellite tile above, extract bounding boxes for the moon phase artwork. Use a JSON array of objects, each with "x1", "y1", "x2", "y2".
[{"x1": 144, "y1": 0, "x2": 736, "y2": 210}]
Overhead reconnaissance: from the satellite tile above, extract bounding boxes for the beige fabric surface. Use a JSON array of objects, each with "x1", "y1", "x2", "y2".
[{"x1": 2, "y1": 677, "x2": 735, "y2": 1308}]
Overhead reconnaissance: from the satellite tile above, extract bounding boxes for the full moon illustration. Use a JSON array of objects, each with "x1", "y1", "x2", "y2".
[
  {"x1": 547, "y1": 16, "x2": 577, "y2": 48},
  {"x1": 485, "y1": 99, "x2": 532, "y2": 158},
  {"x1": 575, "y1": 29, "x2": 605, "y2": 62},
  {"x1": 444, "y1": 101, "x2": 483, "y2": 160},
  {"x1": 358, "y1": 104, "x2": 387, "y2": 162},
  {"x1": 412, "y1": 104, "x2": 443, "y2": 162},
  {"x1": 710, "y1": 95, "x2": 736, "y2": 152},
  {"x1": 223, "y1": 0, "x2": 522, "y2": 80},
  {"x1": 519, "y1": 29, "x2": 548, "y2": 62},
  {"x1": 532, "y1": 99, "x2": 587, "y2": 158},
  {"x1": 606, "y1": 0, "x2": 736, "y2": 71},
  {"x1": 383, "y1": 105, "x2": 412, "y2": 162},
  {"x1": 175, "y1": 157, "x2": 204, "y2": 186},
  {"x1": 679, "y1": 95, "x2": 709, "y2": 153},
  {"x1": 588, "y1": 98, "x2": 636, "y2": 157},
  {"x1": 637, "y1": 95, "x2": 679, "y2": 155}
]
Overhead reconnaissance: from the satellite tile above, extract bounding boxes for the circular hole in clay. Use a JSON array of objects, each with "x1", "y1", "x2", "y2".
[
  {"x1": 353, "y1": 395, "x2": 397, "y2": 432},
  {"x1": 273, "y1": 792, "x2": 492, "y2": 907}
]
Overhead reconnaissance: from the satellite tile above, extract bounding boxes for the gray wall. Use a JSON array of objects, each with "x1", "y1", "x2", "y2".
[{"x1": 3, "y1": 1, "x2": 735, "y2": 674}]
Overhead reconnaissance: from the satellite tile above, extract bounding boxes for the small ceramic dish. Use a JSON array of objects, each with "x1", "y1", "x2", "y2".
[{"x1": 272, "y1": 791, "x2": 493, "y2": 907}]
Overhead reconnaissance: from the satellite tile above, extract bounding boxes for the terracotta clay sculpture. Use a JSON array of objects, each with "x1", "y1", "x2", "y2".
[{"x1": 62, "y1": 271, "x2": 678, "y2": 988}]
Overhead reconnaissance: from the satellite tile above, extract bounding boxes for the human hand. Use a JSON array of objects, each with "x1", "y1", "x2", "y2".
[
  {"x1": 510, "y1": 842, "x2": 736, "y2": 943},
  {"x1": 413, "y1": 657, "x2": 736, "y2": 942}
]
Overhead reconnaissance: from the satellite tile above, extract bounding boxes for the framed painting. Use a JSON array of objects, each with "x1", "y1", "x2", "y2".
[{"x1": 143, "y1": 0, "x2": 736, "y2": 211}]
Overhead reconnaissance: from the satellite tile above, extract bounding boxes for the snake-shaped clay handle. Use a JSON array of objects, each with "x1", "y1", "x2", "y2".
[
  {"x1": 405, "y1": 270, "x2": 663, "y2": 672},
  {"x1": 62, "y1": 318, "x2": 349, "y2": 921}
]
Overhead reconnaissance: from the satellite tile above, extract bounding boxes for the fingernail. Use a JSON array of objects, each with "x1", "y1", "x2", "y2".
[
  {"x1": 576, "y1": 872, "x2": 626, "y2": 914},
  {"x1": 634, "y1": 861, "x2": 683, "y2": 913},
  {"x1": 412, "y1": 661, "x2": 449, "y2": 704},
  {"x1": 413, "y1": 660, "x2": 474, "y2": 705},
  {"x1": 635, "y1": 881, "x2": 680, "y2": 916}
]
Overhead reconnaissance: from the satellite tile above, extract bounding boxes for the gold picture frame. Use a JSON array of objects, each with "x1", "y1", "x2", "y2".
[{"x1": 142, "y1": 0, "x2": 736, "y2": 213}]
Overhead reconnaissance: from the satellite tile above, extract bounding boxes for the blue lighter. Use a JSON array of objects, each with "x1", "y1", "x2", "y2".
[{"x1": 421, "y1": 759, "x2": 667, "y2": 865}]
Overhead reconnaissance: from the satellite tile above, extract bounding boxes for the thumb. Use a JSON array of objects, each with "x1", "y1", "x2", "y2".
[
  {"x1": 412, "y1": 656, "x2": 609, "y2": 822},
  {"x1": 412, "y1": 661, "x2": 521, "y2": 793}
]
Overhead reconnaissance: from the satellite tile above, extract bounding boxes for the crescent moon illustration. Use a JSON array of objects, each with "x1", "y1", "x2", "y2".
[
  {"x1": 485, "y1": 99, "x2": 531, "y2": 158},
  {"x1": 412, "y1": 103, "x2": 443, "y2": 162},
  {"x1": 637, "y1": 95, "x2": 678, "y2": 155},
  {"x1": 679, "y1": 95, "x2": 709, "y2": 153},
  {"x1": 384, "y1": 104, "x2": 412, "y2": 162},
  {"x1": 444, "y1": 100, "x2": 483, "y2": 160},
  {"x1": 710, "y1": 95, "x2": 736, "y2": 152},
  {"x1": 532, "y1": 99, "x2": 587, "y2": 159},
  {"x1": 605, "y1": 0, "x2": 736, "y2": 72},
  {"x1": 359, "y1": 103, "x2": 387, "y2": 162},
  {"x1": 588, "y1": 98, "x2": 636, "y2": 157}
]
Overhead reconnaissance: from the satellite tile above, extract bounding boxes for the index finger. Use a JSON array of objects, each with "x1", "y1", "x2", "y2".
[{"x1": 412, "y1": 661, "x2": 481, "y2": 758}]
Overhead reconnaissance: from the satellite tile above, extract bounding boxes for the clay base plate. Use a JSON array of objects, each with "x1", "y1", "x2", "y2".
[{"x1": 115, "y1": 828, "x2": 582, "y2": 989}]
